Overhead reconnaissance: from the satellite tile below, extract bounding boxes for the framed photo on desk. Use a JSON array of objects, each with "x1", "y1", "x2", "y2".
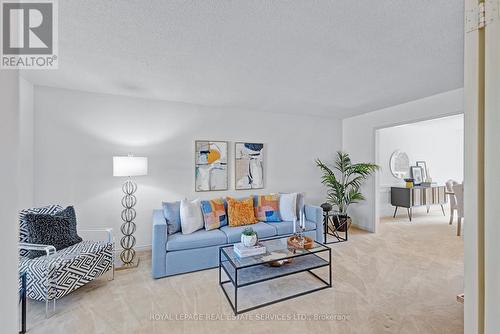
[
  {"x1": 410, "y1": 166, "x2": 424, "y2": 185},
  {"x1": 416, "y1": 161, "x2": 428, "y2": 182}
]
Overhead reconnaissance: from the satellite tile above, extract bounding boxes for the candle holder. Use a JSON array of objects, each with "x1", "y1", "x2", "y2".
[{"x1": 294, "y1": 226, "x2": 305, "y2": 247}]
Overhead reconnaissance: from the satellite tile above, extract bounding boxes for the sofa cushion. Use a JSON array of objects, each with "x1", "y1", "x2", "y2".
[
  {"x1": 266, "y1": 220, "x2": 317, "y2": 235},
  {"x1": 220, "y1": 222, "x2": 276, "y2": 243},
  {"x1": 166, "y1": 229, "x2": 227, "y2": 251}
]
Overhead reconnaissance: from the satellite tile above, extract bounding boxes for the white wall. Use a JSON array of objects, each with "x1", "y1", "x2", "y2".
[
  {"x1": 33, "y1": 86, "x2": 342, "y2": 249},
  {"x1": 377, "y1": 114, "x2": 464, "y2": 217},
  {"x1": 19, "y1": 77, "x2": 35, "y2": 208},
  {"x1": 0, "y1": 72, "x2": 20, "y2": 333},
  {"x1": 342, "y1": 88, "x2": 463, "y2": 232}
]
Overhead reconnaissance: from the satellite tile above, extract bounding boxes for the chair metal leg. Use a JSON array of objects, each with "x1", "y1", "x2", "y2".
[
  {"x1": 441, "y1": 205, "x2": 446, "y2": 216},
  {"x1": 393, "y1": 206, "x2": 398, "y2": 218},
  {"x1": 45, "y1": 274, "x2": 56, "y2": 318},
  {"x1": 449, "y1": 208, "x2": 454, "y2": 224},
  {"x1": 108, "y1": 263, "x2": 115, "y2": 281},
  {"x1": 407, "y1": 208, "x2": 412, "y2": 222},
  {"x1": 457, "y1": 217, "x2": 462, "y2": 236},
  {"x1": 45, "y1": 297, "x2": 56, "y2": 318}
]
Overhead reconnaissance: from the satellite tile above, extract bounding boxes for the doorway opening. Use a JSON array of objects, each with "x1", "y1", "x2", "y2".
[{"x1": 375, "y1": 114, "x2": 464, "y2": 229}]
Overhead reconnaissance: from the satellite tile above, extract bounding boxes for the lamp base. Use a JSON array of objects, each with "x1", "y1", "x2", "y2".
[{"x1": 115, "y1": 258, "x2": 140, "y2": 271}]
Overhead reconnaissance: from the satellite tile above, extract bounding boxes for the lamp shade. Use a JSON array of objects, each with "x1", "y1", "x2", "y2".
[{"x1": 113, "y1": 156, "x2": 148, "y2": 177}]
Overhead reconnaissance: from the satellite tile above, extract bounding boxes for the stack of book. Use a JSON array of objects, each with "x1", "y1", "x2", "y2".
[
  {"x1": 233, "y1": 243, "x2": 266, "y2": 258},
  {"x1": 421, "y1": 181, "x2": 437, "y2": 187}
]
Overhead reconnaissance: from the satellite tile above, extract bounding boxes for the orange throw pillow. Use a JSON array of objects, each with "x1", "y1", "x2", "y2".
[{"x1": 226, "y1": 196, "x2": 257, "y2": 227}]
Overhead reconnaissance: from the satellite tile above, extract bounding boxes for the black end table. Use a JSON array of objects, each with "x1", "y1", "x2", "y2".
[{"x1": 323, "y1": 211, "x2": 348, "y2": 244}]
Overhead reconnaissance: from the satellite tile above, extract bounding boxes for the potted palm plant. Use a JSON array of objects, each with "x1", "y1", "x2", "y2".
[{"x1": 316, "y1": 151, "x2": 379, "y2": 231}]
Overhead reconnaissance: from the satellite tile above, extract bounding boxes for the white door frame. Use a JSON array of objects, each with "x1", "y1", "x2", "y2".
[
  {"x1": 483, "y1": 0, "x2": 500, "y2": 331},
  {"x1": 463, "y1": 0, "x2": 500, "y2": 332}
]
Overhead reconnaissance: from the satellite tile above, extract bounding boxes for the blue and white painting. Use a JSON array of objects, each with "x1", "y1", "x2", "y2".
[
  {"x1": 235, "y1": 142, "x2": 264, "y2": 190},
  {"x1": 195, "y1": 141, "x2": 228, "y2": 191}
]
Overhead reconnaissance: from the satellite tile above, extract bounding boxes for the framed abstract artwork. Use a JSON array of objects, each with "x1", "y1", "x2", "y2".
[
  {"x1": 235, "y1": 142, "x2": 264, "y2": 190},
  {"x1": 195, "y1": 141, "x2": 228, "y2": 192}
]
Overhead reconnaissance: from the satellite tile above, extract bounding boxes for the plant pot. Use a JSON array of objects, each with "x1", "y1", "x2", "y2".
[
  {"x1": 241, "y1": 233, "x2": 258, "y2": 247},
  {"x1": 333, "y1": 214, "x2": 351, "y2": 232}
]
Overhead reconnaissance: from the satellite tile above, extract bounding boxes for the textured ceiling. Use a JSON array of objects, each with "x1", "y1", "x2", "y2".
[{"x1": 21, "y1": 0, "x2": 464, "y2": 118}]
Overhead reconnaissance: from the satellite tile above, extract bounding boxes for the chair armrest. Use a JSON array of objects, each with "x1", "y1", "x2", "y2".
[
  {"x1": 304, "y1": 205, "x2": 324, "y2": 243},
  {"x1": 19, "y1": 242, "x2": 56, "y2": 256},
  {"x1": 79, "y1": 228, "x2": 114, "y2": 243},
  {"x1": 152, "y1": 209, "x2": 167, "y2": 278}
]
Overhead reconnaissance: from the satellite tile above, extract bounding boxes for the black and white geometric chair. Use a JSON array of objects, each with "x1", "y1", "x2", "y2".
[{"x1": 18, "y1": 205, "x2": 115, "y2": 317}]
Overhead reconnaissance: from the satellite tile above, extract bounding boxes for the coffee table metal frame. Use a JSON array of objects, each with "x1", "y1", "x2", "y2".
[{"x1": 218, "y1": 236, "x2": 332, "y2": 315}]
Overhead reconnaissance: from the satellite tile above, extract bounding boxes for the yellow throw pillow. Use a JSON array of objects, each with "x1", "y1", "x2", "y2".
[{"x1": 226, "y1": 196, "x2": 257, "y2": 227}]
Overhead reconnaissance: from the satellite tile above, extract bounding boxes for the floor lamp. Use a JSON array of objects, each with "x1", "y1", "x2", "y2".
[{"x1": 113, "y1": 155, "x2": 148, "y2": 269}]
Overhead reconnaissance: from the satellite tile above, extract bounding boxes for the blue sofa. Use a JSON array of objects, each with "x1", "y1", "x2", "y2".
[{"x1": 151, "y1": 204, "x2": 324, "y2": 278}]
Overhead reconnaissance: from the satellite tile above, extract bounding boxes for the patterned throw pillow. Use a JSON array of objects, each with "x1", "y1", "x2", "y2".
[
  {"x1": 201, "y1": 198, "x2": 227, "y2": 230},
  {"x1": 254, "y1": 194, "x2": 281, "y2": 222},
  {"x1": 25, "y1": 206, "x2": 83, "y2": 258},
  {"x1": 226, "y1": 196, "x2": 257, "y2": 227},
  {"x1": 19, "y1": 204, "x2": 63, "y2": 257}
]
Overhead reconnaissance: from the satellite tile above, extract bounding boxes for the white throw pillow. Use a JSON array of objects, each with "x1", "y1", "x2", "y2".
[
  {"x1": 279, "y1": 193, "x2": 297, "y2": 221},
  {"x1": 180, "y1": 199, "x2": 204, "y2": 234}
]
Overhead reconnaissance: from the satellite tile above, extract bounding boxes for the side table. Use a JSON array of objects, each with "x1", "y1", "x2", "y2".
[{"x1": 323, "y1": 211, "x2": 348, "y2": 244}]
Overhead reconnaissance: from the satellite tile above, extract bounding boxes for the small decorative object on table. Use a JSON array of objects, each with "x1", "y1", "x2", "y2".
[
  {"x1": 291, "y1": 210, "x2": 307, "y2": 246},
  {"x1": 320, "y1": 202, "x2": 332, "y2": 212},
  {"x1": 233, "y1": 242, "x2": 266, "y2": 258},
  {"x1": 240, "y1": 227, "x2": 258, "y2": 247},
  {"x1": 287, "y1": 235, "x2": 314, "y2": 249},
  {"x1": 267, "y1": 258, "x2": 294, "y2": 267},
  {"x1": 404, "y1": 178, "x2": 414, "y2": 188}
]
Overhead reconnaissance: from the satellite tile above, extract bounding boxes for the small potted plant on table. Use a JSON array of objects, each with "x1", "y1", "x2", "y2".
[
  {"x1": 316, "y1": 151, "x2": 379, "y2": 231},
  {"x1": 241, "y1": 227, "x2": 258, "y2": 247}
]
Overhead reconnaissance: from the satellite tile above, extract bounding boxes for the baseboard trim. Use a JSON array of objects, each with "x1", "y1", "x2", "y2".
[
  {"x1": 351, "y1": 224, "x2": 373, "y2": 232},
  {"x1": 113, "y1": 245, "x2": 151, "y2": 257}
]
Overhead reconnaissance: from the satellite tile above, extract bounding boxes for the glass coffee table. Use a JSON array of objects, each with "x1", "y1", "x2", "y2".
[{"x1": 219, "y1": 236, "x2": 331, "y2": 315}]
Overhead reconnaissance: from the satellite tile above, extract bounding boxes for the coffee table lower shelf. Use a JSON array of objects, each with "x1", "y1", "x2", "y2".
[{"x1": 219, "y1": 250, "x2": 332, "y2": 315}]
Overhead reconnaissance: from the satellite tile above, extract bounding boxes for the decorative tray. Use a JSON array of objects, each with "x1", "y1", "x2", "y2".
[{"x1": 287, "y1": 235, "x2": 314, "y2": 249}]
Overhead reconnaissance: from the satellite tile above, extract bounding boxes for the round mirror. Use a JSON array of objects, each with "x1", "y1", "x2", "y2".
[{"x1": 389, "y1": 150, "x2": 410, "y2": 179}]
